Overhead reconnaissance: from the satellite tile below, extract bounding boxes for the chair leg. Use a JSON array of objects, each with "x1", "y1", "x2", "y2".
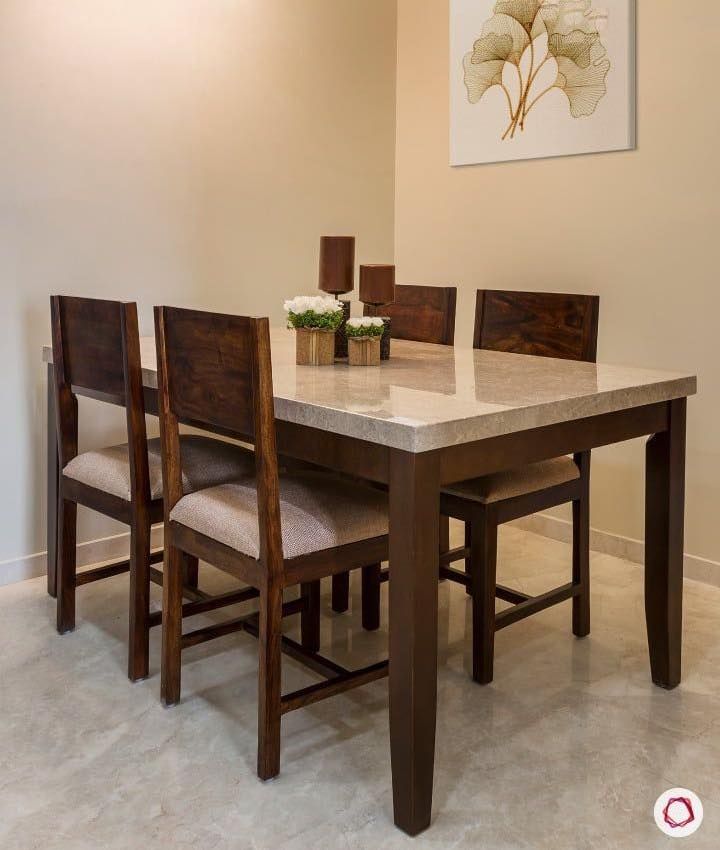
[
  {"x1": 572, "y1": 493, "x2": 591, "y2": 638},
  {"x1": 300, "y1": 580, "x2": 321, "y2": 652},
  {"x1": 331, "y1": 572, "x2": 350, "y2": 613},
  {"x1": 464, "y1": 520, "x2": 472, "y2": 595},
  {"x1": 469, "y1": 507, "x2": 497, "y2": 685},
  {"x1": 128, "y1": 514, "x2": 151, "y2": 682},
  {"x1": 258, "y1": 581, "x2": 283, "y2": 781},
  {"x1": 161, "y1": 542, "x2": 184, "y2": 707},
  {"x1": 56, "y1": 497, "x2": 77, "y2": 635},
  {"x1": 361, "y1": 564, "x2": 382, "y2": 631},
  {"x1": 183, "y1": 554, "x2": 200, "y2": 591},
  {"x1": 46, "y1": 365, "x2": 59, "y2": 599}
]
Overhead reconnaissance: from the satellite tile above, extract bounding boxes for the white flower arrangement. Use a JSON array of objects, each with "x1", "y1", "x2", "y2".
[
  {"x1": 345, "y1": 317, "x2": 385, "y2": 339},
  {"x1": 284, "y1": 295, "x2": 344, "y2": 331}
]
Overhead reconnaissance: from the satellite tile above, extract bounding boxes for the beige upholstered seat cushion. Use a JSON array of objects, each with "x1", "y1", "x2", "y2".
[
  {"x1": 63, "y1": 436, "x2": 255, "y2": 501},
  {"x1": 170, "y1": 471, "x2": 389, "y2": 560},
  {"x1": 443, "y1": 457, "x2": 580, "y2": 504}
]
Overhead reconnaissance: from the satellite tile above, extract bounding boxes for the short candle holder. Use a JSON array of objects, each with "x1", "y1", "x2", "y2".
[{"x1": 359, "y1": 264, "x2": 395, "y2": 361}]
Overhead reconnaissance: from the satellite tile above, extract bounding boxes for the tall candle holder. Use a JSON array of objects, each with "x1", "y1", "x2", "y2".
[
  {"x1": 360, "y1": 264, "x2": 395, "y2": 361},
  {"x1": 319, "y1": 236, "x2": 355, "y2": 358}
]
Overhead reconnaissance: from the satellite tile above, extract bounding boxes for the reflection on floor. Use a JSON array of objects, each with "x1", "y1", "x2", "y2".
[{"x1": 1, "y1": 524, "x2": 719, "y2": 849}]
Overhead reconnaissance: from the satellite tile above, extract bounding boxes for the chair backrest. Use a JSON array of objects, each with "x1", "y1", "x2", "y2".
[
  {"x1": 364, "y1": 284, "x2": 457, "y2": 346},
  {"x1": 473, "y1": 290, "x2": 600, "y2": 363},
  {"x1": 52, "y1": 296, "x2": 127, "y2": 403},
  {"x1": 154, "y1": 307, "x2": 282, "y2": 570},
  {"x1": 50, "y1": 296, "x2": 149, "y2": 495}
]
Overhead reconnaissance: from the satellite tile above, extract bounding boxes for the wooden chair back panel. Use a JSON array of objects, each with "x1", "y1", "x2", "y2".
[
  {"x1": 160, "y1": 308, "x2": 257, "y2": 438},
  {"x1": 155, "y1": 307, "x2": 283, "y2": 573},
  {"x1": 155, "y1": 307, "x2": 283, "y2": 575},
  {"x1": 365, "y1": 284, "x2": 457, "y2": 346},
  {"x1": 50, "y1": 295, "x2": 149, "y2": 486},
  {"x1": 54, "y1": 296, "x2": 126, "y2": 401},
  {"x1": 474, "y1": 290, "x2": 599, "y2": 363}
]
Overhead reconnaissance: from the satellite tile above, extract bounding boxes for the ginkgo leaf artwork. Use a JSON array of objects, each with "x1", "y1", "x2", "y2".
[
  {"x1": 450, "y1": 0, "x2": 635, "y2": 166},
  {"x1": 464, "y1": 0, "x2": 610, "y2": 140}
]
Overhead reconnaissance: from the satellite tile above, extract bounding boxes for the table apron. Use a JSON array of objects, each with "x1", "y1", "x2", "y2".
[
  {"x1": 280, "y1": 400, "x2": 670, "y2": 486},
  {"x1": 437, "y1": 401, "x2": 669, "y2": 486},
  {"x1": 68, "y1": 380, "x2": 671, "y2": 488}
]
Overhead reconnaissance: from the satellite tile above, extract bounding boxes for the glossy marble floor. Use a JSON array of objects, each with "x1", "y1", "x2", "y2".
[{"x1": 1, "y1": 525, "x2": 719, "y2": 849}]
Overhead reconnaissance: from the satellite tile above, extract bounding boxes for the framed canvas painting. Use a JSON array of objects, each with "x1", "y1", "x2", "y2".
[{"x1": 450, "y1": 0, "x2": 636, "y2": 166}]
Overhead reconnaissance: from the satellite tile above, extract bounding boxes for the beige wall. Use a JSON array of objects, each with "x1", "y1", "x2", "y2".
[
  {"x1": 0, "y1": 1, "x2": 397, "y2": 570},
  {"x1": 2, "y1": 0, "x2": 717, "y2": 579},
  {"x1": 396, "y1": 1, "x2": 719, "y2": 564}
]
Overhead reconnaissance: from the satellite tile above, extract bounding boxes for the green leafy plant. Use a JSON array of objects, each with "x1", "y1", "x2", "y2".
[
  {"x1": 284, "y1": 295, "x2": 344, "y2": 331},
  {"x1": 463, "y1": 0, "x2": 610, "y2": 140},
  {"x1": 345, "y1": 317, "x2": 385, "y2": 339}
]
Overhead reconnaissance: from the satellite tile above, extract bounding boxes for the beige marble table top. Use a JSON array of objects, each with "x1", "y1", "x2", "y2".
[{"x1": 43, "y1": 329, "x2": 697, "y2": 453}]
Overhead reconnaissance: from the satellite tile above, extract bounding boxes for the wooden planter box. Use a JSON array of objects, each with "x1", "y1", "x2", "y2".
[
  {"x1": 295, "y1": 328, "x2": 336, "y2": 366},
  {"x1": 348, "y1": 336, "x2": 381, "y2": 366}
]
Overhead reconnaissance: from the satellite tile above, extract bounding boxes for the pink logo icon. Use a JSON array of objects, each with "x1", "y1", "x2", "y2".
[
  {"x1": 655, "y1": 788, "x2": 703, "y2": 837},
  {"x1": 663, "y1": 797, "x2": 695, "y2": 830}
]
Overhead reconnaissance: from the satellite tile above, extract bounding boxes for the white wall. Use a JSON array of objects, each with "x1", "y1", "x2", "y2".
[
  {"x1": 0, "y1": 0, "x2": 397, "y2": 576},
  {"x1": 394, "y1": 0, "x2": 719, "y2": 569}
]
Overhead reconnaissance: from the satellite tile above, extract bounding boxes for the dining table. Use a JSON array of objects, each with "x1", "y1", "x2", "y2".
[{"x1": 43, "y1": 329, "x2": 697, "y2": 835}]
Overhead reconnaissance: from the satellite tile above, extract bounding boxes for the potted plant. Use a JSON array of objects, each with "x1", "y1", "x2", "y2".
[
  {"x1": 284, "y1": 295, "x2": 344, "y2": 366},
  {"x1": 345, "y1": 317, "x2": 385, "y2": 366}
]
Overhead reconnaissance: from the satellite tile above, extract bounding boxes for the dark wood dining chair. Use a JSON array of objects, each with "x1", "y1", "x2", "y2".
[
  {"x1": 51, "y1": 295, "x2": 256, "y2": 681},
  {"x1": 155, "y1": 306, "x2": 390, "y2": 780},
  {"x1": 441, "y1": 289, "x2": 600, "y2": 684},
  {"x1": 331, "y1": 284, "x2": 458, "y2": 624},
  {"x1": 364, "y1": 282, "x2": 457, "y2": 347}
]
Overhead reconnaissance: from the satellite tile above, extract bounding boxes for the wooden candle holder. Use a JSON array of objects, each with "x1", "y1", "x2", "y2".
[
  {"x1": 320, "y1": 237, "x2": 355, "y2": 358},
  {"x1": 319, "y1": 237, "x2": 355, "y2": 295},
  {"x1": 359, "y1": 264, "x2": 395, "y2": 309}
]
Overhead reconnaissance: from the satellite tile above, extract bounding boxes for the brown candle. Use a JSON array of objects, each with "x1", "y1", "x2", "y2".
[
  {"x1": 359, "y1": 264, "x2": 396, "y2": 307},
  {"x1": 319, "y1": 236, "x2": 355, "y2": 294}
]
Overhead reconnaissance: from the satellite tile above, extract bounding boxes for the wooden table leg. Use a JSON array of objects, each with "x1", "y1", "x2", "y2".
[
  {"x1": 47, "y1": 363, "x2": 59, "y2": 598},
  {"x1": 645, "y1": 398, "x2": 686, "y2": 689},
  {"x1": 388, "y1": 449, "x2": 440, "y2": 835}
]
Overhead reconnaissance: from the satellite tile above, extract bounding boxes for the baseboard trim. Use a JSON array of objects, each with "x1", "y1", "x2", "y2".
[
  {"x1": 510, "y1": 513, "x2": 720, "y2": 588},
  {"x1": 0, "y1": 526, "x2": 164, "y2": 588},
  {"x1": 3, "y1": 518, "x2": 719, "y2": 590}
]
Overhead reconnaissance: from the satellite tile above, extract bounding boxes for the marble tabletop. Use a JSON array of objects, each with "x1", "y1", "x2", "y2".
[{"x1": 43, "y1": 330, "x2": 697, "y2": 453}]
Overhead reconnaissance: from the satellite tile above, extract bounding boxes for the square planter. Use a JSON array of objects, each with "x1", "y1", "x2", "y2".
[
  {"x1": 295, "y1": 328, "x2": 336, "y2": 366},
  {"x1": 348, "y1": 336, "x2": 381, "y2": 366}
]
